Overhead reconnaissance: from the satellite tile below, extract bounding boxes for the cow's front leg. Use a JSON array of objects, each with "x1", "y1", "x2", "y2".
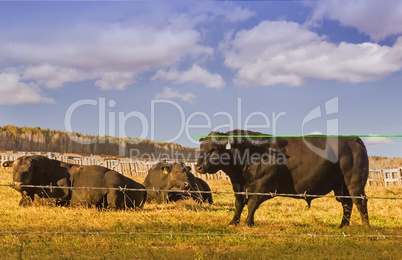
[
  {"x1": 245, "y1": 195, "x2": 265, "y2": 227},
  {"x1": 229, "y1": 194, "x2": 246, "y2": 225}
]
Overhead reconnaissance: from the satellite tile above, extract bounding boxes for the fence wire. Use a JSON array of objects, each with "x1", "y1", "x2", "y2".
[
  {"x1": 0, "y1": 230, "x2": 401, "y2": 239},
  {"x1": 0, "y1": 183, "x2": 401, "y2": 200}
]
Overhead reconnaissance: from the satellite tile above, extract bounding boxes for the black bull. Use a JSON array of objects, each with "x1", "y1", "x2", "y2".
[
  {"x1": 195, "y1": 130, "x2": 370, "y2": 228},
  {"x1": 8, "y1": 155, "x2": 147, "y2": 209}
]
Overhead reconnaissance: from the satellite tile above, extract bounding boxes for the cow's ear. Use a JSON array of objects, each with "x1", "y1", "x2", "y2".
[{"x1": 161, "y1": 165, "x2": 171, "y2": 175}]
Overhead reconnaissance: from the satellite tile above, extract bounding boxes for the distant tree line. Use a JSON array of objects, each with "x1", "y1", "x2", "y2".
[
  {"x1": 369, "y1": 155, "x2": 402, "y2": 169},
  {"x1": 2, "y1": 125, "x2": 395, "y2": 166},
  {"x1": 0, "y1": 125, "x2": 196, "y2": 160}
]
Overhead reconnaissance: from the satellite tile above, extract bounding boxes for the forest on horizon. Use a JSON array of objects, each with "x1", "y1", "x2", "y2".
[{"x1": 0, "y1": 125, "x2": 196, "y2": 160}]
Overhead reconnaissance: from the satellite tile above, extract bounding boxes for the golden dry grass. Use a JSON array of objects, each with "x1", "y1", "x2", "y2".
[{"x1": 0, "y1": 167, "x2": 401, "y2": 259}]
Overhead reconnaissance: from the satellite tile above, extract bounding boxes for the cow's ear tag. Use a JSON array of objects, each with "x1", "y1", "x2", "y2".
[
  {"x1": 163, "y1": 169, "x2": 168, "y2": 175},
  {"x1": 226, "y1": 140, "x2": 231, "y2": 150}
]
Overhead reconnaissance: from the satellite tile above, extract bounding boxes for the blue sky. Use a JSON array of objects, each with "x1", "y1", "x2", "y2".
[{"x1": 1, "y1": 1, "x2": 402, "y2": 157}]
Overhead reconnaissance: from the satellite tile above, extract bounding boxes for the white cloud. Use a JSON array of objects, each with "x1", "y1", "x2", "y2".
[
  {"x1": 0, "y1": 3, "x2": 255, "y2": 95},
  {"x1": 155, "y1": 87, "x2": 196, "y2": 104},
  {"x1": 168, "y1": 2, "x2": 255, "y2": 28},
  {"x1": 222, "y1": 20, "x2": 402, "y2": 87},
  {"x1": 365, "y1": 136, "x2": 395, "y2": 145},
  {"x1": 22, "y1": 63, "x2": 87, "y2": 89},
  {"x1": 308, "y1": 131, "x2": 323, "y2": 135},
  {"x1": 0, "y1": 21, "x2": 213, "y2": 91},
  {"x1": 95, "y1": 71, "x2": 136, "y2": 91},
  {"x1": 0, "y1": 72, "x2": 54, "y2": 105},
  {"x1": 152, "y1": 64, "x2": 225, "y2": 89},
  {"x1": 205, "y1": 3, "x2": 255, "y2": 23},
  {"x1": 309, "y1": 1, "x2": 402, "y2": 41}
]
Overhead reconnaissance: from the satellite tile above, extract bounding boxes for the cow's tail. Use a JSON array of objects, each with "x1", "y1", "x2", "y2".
[{"x1": 352, "y1": 136, "x2": 370, "y2": 185}]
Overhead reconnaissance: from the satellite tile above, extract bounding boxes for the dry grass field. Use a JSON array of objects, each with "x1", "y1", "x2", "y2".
[{"x1": 0, "y1": 167, "x2": 401, "y2": 259}]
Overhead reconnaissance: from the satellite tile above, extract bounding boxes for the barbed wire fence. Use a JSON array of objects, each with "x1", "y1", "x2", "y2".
[
  {"x1": 0, "y1": 183, "x2": 401, "y2": 200},
  {"x1": 0, "y1": 183, "x2": 401, "y2": 240}
]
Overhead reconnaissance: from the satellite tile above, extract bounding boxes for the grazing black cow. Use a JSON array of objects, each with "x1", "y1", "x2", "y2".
[
  {"x1": 195, "y1": 130, "x2": 369, "y2": 228},
  {"x1": 143, "y1": 161, "x2": 213, "y2": 204},
  {"x1": 8, "y1": 155, "x2": 146, "y2": 209}
]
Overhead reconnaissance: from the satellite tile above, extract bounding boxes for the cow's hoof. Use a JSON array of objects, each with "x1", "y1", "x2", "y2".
[
  {"x1": 338, "y1": 222, "x2": 350, "y2": 229},
  {"x1": 362, "y1": 221, "x2": 370, "y2": 228},
  {"x1": 229, "y1": 219, "x2": 240, "y2": 226},
  {"x1": 246, "y1": 221, "x2": 255, "y2": 227}
]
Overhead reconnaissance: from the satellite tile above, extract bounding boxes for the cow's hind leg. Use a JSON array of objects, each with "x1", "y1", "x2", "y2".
[
  {"x1": 340, "y1": 151, "x2": 370, "y2": 227},
  {"x1": 334, "y1": 185, "x2": 353, "y2": 228},
  {"x1": 351, "y1": 189, "x2": 369, "y2": 227},
  {"x1": 343, "y1": 184, "x2": 369, "y2": 227}
]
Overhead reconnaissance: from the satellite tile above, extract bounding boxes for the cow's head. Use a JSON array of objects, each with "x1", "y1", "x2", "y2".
[
  {"x1": 195, "y1": 131, "x2": 233, "y2": 174},
  {"x1": 12, "y1": 157, "x2": 35, "y2": 190},
  {"x1": 161, "y1": 161, "x2": 192, "y2": 190}
]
